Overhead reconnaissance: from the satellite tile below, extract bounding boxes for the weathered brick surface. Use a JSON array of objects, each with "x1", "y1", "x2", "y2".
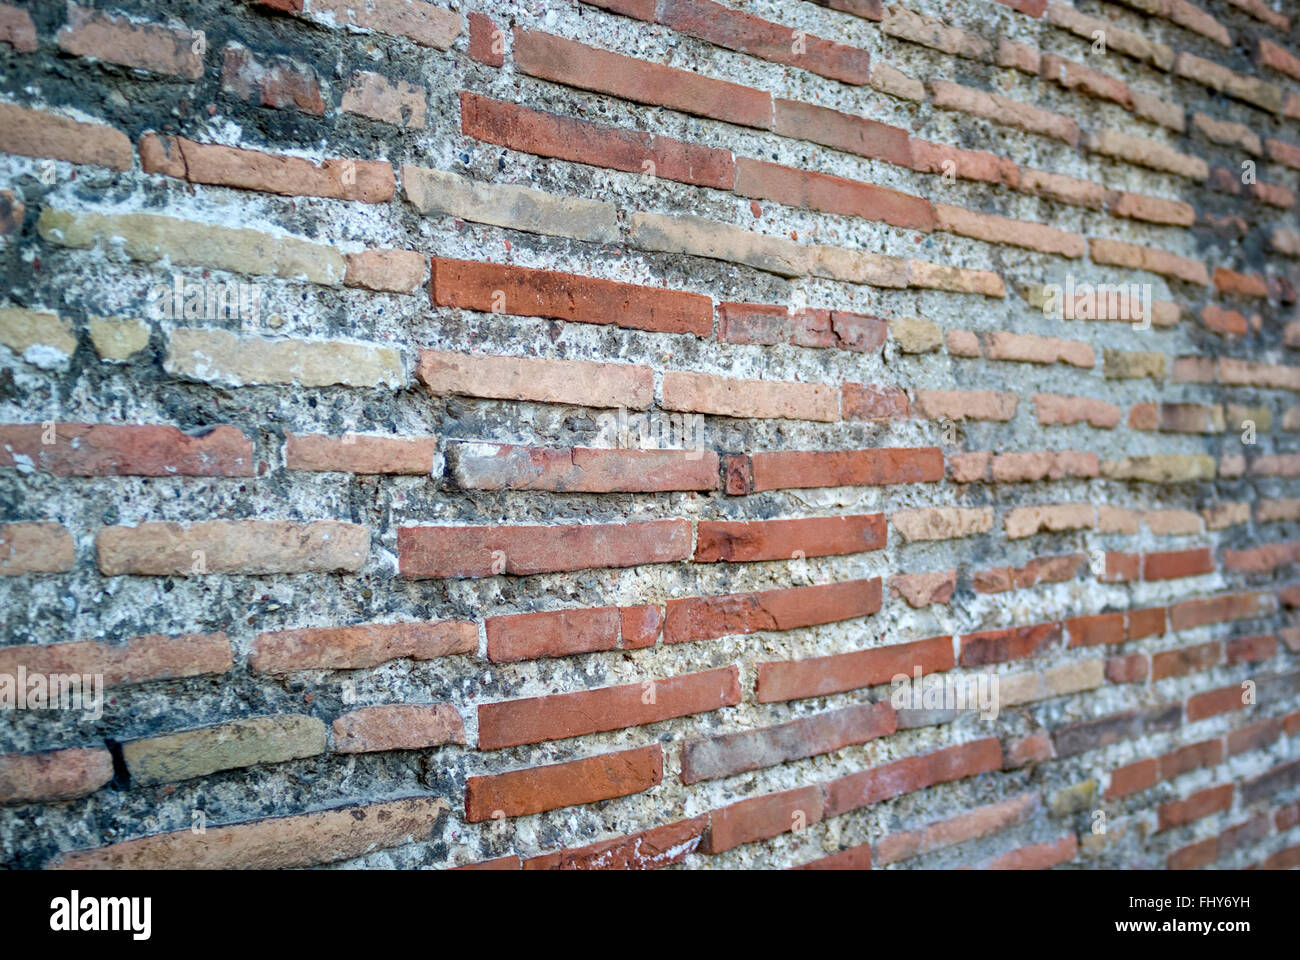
[{"x1": 7, "y1": 0, "x2": 1300, "y2": 875}]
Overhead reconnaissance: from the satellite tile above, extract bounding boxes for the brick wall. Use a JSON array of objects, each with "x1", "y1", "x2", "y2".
[{"x1": 1, "y1": 0, "x2": 1299, "y2": 871}]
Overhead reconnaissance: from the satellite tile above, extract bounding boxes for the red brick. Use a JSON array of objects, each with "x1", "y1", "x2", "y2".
[
  {"x1": 1107, "y1": 758, "x2": 1157, "y2": 798},
  {"x1": 399, "y1": 520, "x2": 689, "y2": 579},
  {"x1": 658, "y1": 0, "x2": 871, "y2": 85},
  {"x1": 1159, "y1": 739, "x2": 1224, "y2": 781},
  {"x1": 485, "y1": 605, "x2": 661, "y2": 662},
  {"x1": 1169, "y1": 591, "x2": 1275, "y2": 631},
  {"x1": 459, "y1": 92, "x2": 734, "y2": 191},
  {"x1": 749, "y1": 448, "x2": 943, "y2": 491},
  {"x1": 0, "y1": 633, "x2": 231, "y2": 688},
  {"x1": 1259, "y1": 38, "x2": 1300, "y2": 81},
  {"x1": 58, "y1": 4, "x2": 204, "y2": 79},
  {"x1": 479, "y1": 666, "x2": 739, "y2": 749},
  {"x1": 1187, "y1": 684, "x2": 1251, "y2": 722},
  {"x1": 221, "y1": 45, "x2": 324, "y2": 115},
  {"x1": 250, "y1": 620, "x2": 477, "y2": 673},
  {"x1": 0, "y1": 423, "x2": 254, "y2": 477},
  {"x1": 467, "y1": 12, "x2": 504, "y2": 67},
  {"x1": 1106, "y1": 653, "x2": 1149, "y2": 684},
  {"x1": 1004, "y1": 731, "x2": 1054, "y2": 768},
  {"x1": 825, "y1": 738, "x2": 1002, "y2": 816},
  {"x1": 0, "y1": 103, "x2": 132, "y2": 171},
  {"x1": 773, "y1": 98, "x2": 910, "y2": 167},
  {"x1": 0, "y1": 522, "x2": 75, "y2": 575},
  {"x1": 910, "y1": 139, "x2": 1019, "y2": 187},
  {"x1": 1213, "y1": 267, "x2": 1269, "y2": 299},
  {"x1": 1227, "y1": 717, "x2": 1283, "y2": 756},
  {"x1": 702, "y1": 785, "x2": 825, "y2": 853},
  {"x1": 140, "y1": 135, "x2": 395, "y2": 203},
  {"x1": 929, "y1": 80, "x2": 1079, "y2": 145},
  {"x1": 523, "y1": 816, "x2": 708, "y2": 870},
  {"x1": 1066, "y1": 613, "x2": 1125, "y2": 648},
  {"x1": 793, "y1": 843, "x2": 873, "y2": 870},
  {"x1": 49, "y1": 797, "x2": 446, "y2": 869},
  {"x1": 465, "y1": 745, "x2": 662, "y2": 821},
  {"x1": 1088, "y1": 238, "x2": 1210, "y2": 286},
  {"x1": 889, "y1": 570, "x2": 957, "y2": 607},
  {"x1": 1143, "y1": 548, "x2": 1213, "y2": 581},
  {"x1": 960, "y1": 622, "x2": 1062, "y2": 666},
  {"x1": 513, "y1": 29, "x2": 772, "y2": 129},
  {"x1": 307, "y1": 0, "x2": 460, "y2": 48},
  {"x1": 332, "y1": 703, "x2": 465, "y2": 753},
  {"x1": 756, "y1": 634, "x2": 953, "y2": 703},
  {"x1": 1152, "y1": 642, "x2": 1222, "y2": 680},
  {"x1": 0, "y1": 748, "x2": 115, "y2": 804},
  {"x1": 985, "y1": 835, "x2": 1077, "y2": 870},
  {"x1": 284, "y1": 433, "x2": 434, "y2": 475},
  {"x1": 1168, "y1": 836, "x2": 1218, "y2": 870},
  {"x1": 972, "y1": 554, "x2": 1084, "y2": 593},
  {"x1": 1158, "y1": 784, "x2": 1234, "y2": 832},
  {"x1": 450, "y1": 442, "x2": 719, "y2": 493},
  {"x1": 1128, "y1": 607, "x2": 1167, "y2": 640},
  {"x1": 694, "y1": 514, "x2": 885, "y2": 563},
  {"x1": 660, "y1": 370, "x2": 839, "y2": 422},
  {"x1": 665, "y1": 578, "x2": 881, "y2": 644},
  {"x1": 877, "y1": 792, "x2": 1039, "y2": 864},
  {"x1": 734, "y1": 157, "x2": 934, "y2": 231},
  {"x1": 431, "y1": 256, "x2": 712, "y2": 336},
  {"x1": 681, "y1": 700, "x2": 895, "y2": 783},
  {"x1": 1226, "y1": 634, "x2": 1276, "y2": 665},
  {"x1": 717, "y1": 301, "x2": 886, "y2": 353},
  {"x1": 0, "y1": 3, "x2": 36, "y2": 52}
]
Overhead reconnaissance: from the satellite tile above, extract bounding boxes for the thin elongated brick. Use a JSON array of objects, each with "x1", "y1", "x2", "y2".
[
  {"x1": 398, "y1": 520, "x2": 691, "y2": 578},
  {"x1": 140, "y1": 134, "x2": 394, "y2": 202},
  {"x1": 96, "y1": 520, "x2": 369, "y2": 576},
  {"x1": 285, "y1": 434, "x2": 435, "y2": 475},
  {"x1": 0, "y1": 522, "x2": 75, "y2": 575},
  {"x1": 665, "y1": 578, "x2": 881, "y2": 644},
  {"x1": 431, "y1": 257, "x2": 713, "y2": 336},
  {"x1": 659, "y1": 0, "x2": 871, "y2": 84},
  {"x1": 39, "y1": 209, "x2": 346, "y2": 285},
  {"x1": 513, "y1": 28, "x2": 772, "y2": 129},
  {"x1": 0, "y1": 423, "x2": 254, "y2": 477},
  {"x1": 122, "y1": 714, "x2": 326, "y2": 785},
  {"x1": 0, "y1": 633, "x2": 232, "y2": 687},
  {"x1": 0, "y1": 103, "x2": 132, "y2": 170},
  {"x1": 892, "y1": 507, "x2": 993, "y2": 542},
  {"x1": 773, "y1": 98, "x2": 910, "y2": 167},
  {"x1": 251, "y1": 620, "x2": 476, "y2": 673},
  {"x1": 825, "y1": 738, "x2": 1002, "y2": 816},
  {"x1": 332, "y1": 704, "x2": 466, "y2": 753},
  {"x1": 450, "y1": 442, "x2": 718, "y2": 492},
  {"x1": 750, "y1": 448, "x2": 943, "y2": 490},
  {"x1": 307, "y1": 0, "x2": 461, "y2": 48},
  {"x1": 460, "y1": 91, "x2": 733, "y2": 190},
  {"x1": 0, "y1": 749, "x2": 114, "y2": 805},
  {"x1": 695, "y1": 514, "x2": 885, "y2": 562},
  {"x1": 756, "y1": 634, "x2": 954, "y2": 702},
  {"x1": 960, "y1": 622, "x2": 1062, "y2": 666},
  {"x1": 401, "y1": 165, "x2": 618, "y2": 243},
  {"x1": 486, "y1": 605, "x2": 661, "y2": 662},
  {"x1": 523, "y1": 816, "x2": 708, "y2": 870},
  {"x1": 58, "y1": 4, "x2": 204, "y2": 79},
  {"x1": 49, "y1": 797, "x2": 447, "y2": 869},
  {"x1": 681, "y1": 700, "x2": 895, "y2": 784},
  {"x1": 465, "y1": 745, "x2": 663, "y2": 821},
  {"x1": 417, "y1": 350, "x2": 653, "y2": 409},
  {"x1": 661, "y1": 370, "x2": 839, "y2": 421},
  {"x1": 702, "y1": 785, "x2": 824, "y2": 853},
  {"x1": 478, "y1": 666, "x2": 740, "y2": 749}
]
